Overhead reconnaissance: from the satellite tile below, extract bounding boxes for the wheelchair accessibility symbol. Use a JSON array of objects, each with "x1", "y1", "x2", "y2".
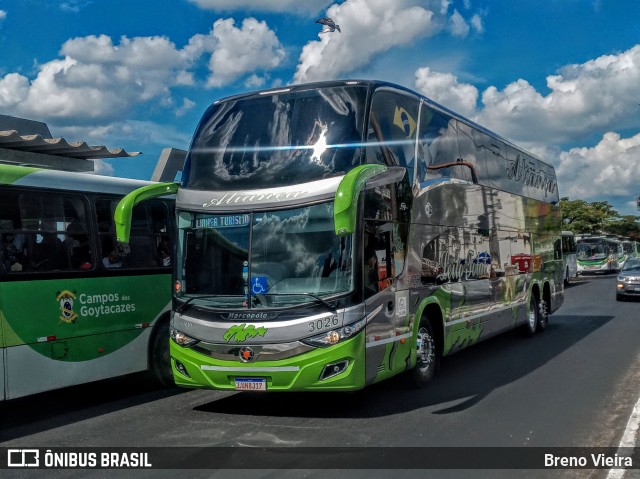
[{"x1": 251, "y1": 276, "x2": 268, "y2": 294}]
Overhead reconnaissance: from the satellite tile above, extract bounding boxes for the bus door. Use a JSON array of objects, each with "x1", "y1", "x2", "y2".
[{"x1": 361, "y1": 175, "x2": 411, "y2": 385}]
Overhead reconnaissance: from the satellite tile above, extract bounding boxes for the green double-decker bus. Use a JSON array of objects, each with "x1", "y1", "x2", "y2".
[
  {"x1": 117, "y1": 79, "x2": 564, "y2": 392},
  {"x1": 0, "y1": 164, "x2": 175, "y2": 400}
]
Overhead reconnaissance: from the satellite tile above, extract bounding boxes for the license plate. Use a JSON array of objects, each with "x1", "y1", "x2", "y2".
[{"x1": 234, "y1": 378, "x2": 267, "y2": 391}]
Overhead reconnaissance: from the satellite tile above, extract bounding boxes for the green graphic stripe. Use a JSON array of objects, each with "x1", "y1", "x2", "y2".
[{"x1": 0, "y1": 164, "x2": 40, "y2": 185}]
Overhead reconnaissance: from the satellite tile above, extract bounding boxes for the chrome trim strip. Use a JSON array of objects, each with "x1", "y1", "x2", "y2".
[
  {"x1": 365, "y1": 332, "x2": 412, "y2": 348},
  {"x1": 201, "y1": 365, "x2": 300, "y2": 372},
  {"x1": 447, "y1": 300, "x2": 526, "y2": 326}
]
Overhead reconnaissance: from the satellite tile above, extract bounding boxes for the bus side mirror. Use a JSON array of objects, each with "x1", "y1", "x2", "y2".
[{"x1": 334, "y1": 165, "x2": 387, "y2": 236}]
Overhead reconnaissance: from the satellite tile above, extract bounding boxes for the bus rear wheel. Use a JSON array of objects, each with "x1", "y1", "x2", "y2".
[
  {"x1": 412, "y1": 320, "x2": 438, "y2": 387},
  {"x1": 537, "y1": 297, "x2": 549, "y2": 332},
  {"x1": 524, "y1": 296, "x2": 539, "y2": 337}
]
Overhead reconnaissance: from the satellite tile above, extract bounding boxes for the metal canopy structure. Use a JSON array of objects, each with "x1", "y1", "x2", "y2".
[{"x1": 0, "y1": 114, "x2": 140, "y2": 172}]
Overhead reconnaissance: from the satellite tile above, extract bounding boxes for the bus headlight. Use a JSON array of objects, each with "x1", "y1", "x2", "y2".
[
  {"x1": 170, "y1": 327, "x2": 200, "y2": 347},
  {"x1": 302, "y1": 318, "x2": 366, "y2": 347}
]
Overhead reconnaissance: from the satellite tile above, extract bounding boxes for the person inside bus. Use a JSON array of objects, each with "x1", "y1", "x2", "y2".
[
  {"x1": 32, "y1": 232, "x2": 65, "y2": 270},
  {"x1": 103, "y1": 248, "x2": 123, "y2": 268},
  {"x1": 157, "y1": 238, "x2": 171, "y2": 267},
  {"x1": 2, "y1": 232, "x2": 24, "y2": 272},
  {"x1": 64, "y1": 218, "x2": 91, "y2": 269}
]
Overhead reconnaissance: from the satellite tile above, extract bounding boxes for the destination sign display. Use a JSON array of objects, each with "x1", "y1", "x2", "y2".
[{"x1": 195, "y1": 214, "x2": 250, "y2": 228}]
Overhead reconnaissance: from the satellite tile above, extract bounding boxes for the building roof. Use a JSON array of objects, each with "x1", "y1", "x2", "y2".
[{"x1": 0, "y1": 129, "x2": 140, "y2": 159}]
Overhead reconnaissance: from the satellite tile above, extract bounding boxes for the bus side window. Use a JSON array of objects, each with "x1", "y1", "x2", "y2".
[
  {"x1": 96, "y1": 197, "x2": 172, "y2": 270},
  {"x1": 417, "y1": 106, "x2": 459, "y2": 182},
  {"x1": 16, "y1": 192, "x2": 91, "y2": 272},
  {"x1": 366, "y1": 89, "x2": 419, "y2": 185},
  {"x1": 127, "y1": 200, "x2": 172, "y2": 269}
]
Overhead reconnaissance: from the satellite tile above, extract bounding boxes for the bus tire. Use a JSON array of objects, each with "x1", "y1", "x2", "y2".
[
  {"x1": 524, "y1": 296, "x2": 539, "y2": 337},
  {"x1": 536, "y1": 296, "x2": 548, "y2": 332},
  {"x1": 149, "y1": 317, "x2": 174, "y2": 387},
  {"x1": 412, "y1": 319, "x2": 438, "y2": 388}
]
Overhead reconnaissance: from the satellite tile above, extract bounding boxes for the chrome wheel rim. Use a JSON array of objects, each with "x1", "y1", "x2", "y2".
[
  {"x1": 528, "y1": 301, "x2": 537, "y2": 330},
  {"x1": 416, "y1": 326, "x2": 434, "y2": 373}
]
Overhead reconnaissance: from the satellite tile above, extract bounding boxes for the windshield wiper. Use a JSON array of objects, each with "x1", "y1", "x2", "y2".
[
  {"x1": 175, "y1": 294, "x2": 242, "y2": 314},
  {"x1": 254, "y1": 292, "x2": 336, "y2": 313}
]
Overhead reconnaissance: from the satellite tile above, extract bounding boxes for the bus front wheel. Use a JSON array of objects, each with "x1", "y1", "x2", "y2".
[{"x1": 412, "y1": 320, "x2": 438, "y2": 387}]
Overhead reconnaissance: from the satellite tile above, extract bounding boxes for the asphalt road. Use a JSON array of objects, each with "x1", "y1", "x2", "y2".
[{"x1": 2, "y1": 274, "x2": 640, "y2": 479}]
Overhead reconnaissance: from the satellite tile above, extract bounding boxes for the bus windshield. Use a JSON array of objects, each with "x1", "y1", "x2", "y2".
[
  {"x1": 178, "y1": 201, "x2": 353, "y2": 309},
  {"x1": 577, "y1": 241, "x2": 608, "y2": 260},
  {"x1": 183, "y1": 86, "x2": 367, "y2": 190}
]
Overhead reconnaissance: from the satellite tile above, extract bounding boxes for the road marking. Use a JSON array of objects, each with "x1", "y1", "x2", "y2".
[{"x1": 607, "y1": 390, "x2": 640, "y2": 479}]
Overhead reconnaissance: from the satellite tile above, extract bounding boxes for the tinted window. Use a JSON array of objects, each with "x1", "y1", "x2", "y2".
[
  {"x1": 1, "y1": 189, "x2": 91, "y2": 272},
  {"x1": 417, "y1": 105, "x2": 459, "y2": 181},
  {"x1": 366, "y1": 89, "x2": 419, "y2": 184},
  {"x1": 184, "y1": 86, "x2": 367, "y2": 190}
]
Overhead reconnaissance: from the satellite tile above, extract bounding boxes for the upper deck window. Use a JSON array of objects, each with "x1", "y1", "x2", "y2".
[
  {"x1": 365, "y1": 89, "x2": 419, "y2": 185},
  {"x1": 184, "y1": 86, "x2": 368, "y2": 190}
]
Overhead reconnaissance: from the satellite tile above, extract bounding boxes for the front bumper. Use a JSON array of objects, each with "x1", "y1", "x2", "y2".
[{"x1": 170, "y1": 332, "x2": 366, "y2": 391}]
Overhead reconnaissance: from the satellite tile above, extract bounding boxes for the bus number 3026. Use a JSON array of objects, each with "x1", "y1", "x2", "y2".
[{"x1": 308, "y1": 316, "x2": 340, "y2": 333}]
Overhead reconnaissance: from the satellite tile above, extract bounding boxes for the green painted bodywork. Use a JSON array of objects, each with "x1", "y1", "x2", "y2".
[
  {"x1": 0, "y1": 275, "x2": 170, "y2": 360},
  {"x1": 115, "y1": 182, "x2": 178, "y2": 244},
  {"x1": 0, "y1": 164, "x2": 41, "y2": 185},
  {"x1": 334, "y1": 164, "x2": 387, "y2": 236},
  {"x1": 171, "y1": 331, "x2": 367, "y2": 391}
]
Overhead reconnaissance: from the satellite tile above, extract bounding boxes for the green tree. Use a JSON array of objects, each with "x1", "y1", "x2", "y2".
[
  {"x1": 560, "y1": 198, "x2": 612, "y2": 234},
  {"x1": 560, "y1": 197, "x2": 640, "y2": 238},
  {"x1": 604, "y1": 215, "x2": 640, "y2": 240}
]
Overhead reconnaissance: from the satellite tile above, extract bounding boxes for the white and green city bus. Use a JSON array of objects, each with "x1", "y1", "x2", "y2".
[
  {"x1": 0, "y1": 164, "x2": 175, "y2": 400},
  {"x1": 576, "y1": 236, "x2": 623, "y2": 274},
  {"x1": 117, "y1": 79, "x2": 564, "y2": 392}
]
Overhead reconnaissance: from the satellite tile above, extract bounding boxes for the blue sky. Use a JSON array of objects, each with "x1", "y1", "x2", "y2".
[{"x1": 1, "y1": 0, "x2": 640, "y2": 215}]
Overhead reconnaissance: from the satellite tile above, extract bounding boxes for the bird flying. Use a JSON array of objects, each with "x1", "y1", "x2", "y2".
[{"x1": 316, "y1": 17, "x2": 341, "y2": 33}]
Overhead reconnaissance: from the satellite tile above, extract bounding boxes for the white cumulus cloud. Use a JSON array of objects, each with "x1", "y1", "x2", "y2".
[
  {"x1": 0, "y1": 18, "x2": 284, "y2": 122},
  {"x1": 206, "y1": 18, "x2": 286, "y2": 88},
  {"x1": 556, "y1": 132, "x2": 640, "y2": 202},
  {"x1": 448, "y1": 9, "x2": 470, "y2": 37},
  {"x1": 295, "y1": 0, "x2": 440, "y2": 83},
  {"x1": 477, "y1": 44, "x2": 640, "y2": 145},
  {"x1": 414, "y1": 67, "x2": 478, "y2": 117}
]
